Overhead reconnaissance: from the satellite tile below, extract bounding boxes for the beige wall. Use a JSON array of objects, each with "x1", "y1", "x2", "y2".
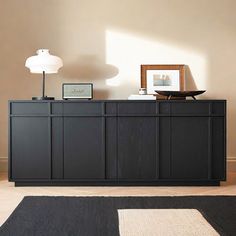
[{"x1": 0, "y1": 0, "x2": 236, "y2": 157}]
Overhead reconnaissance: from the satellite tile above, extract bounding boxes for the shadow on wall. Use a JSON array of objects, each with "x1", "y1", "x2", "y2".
[
  {"x1": 93, "y1": 89, "x2": 110, "y2": 99},
  {"x1": 61, "y1": 55, "x2": 119, "y2": 81},
  {"x1": 185, "y1": 65, "x2": 197, "y2": 90},
  {"x1": 60, "y1": 55, "x2": 119, "y2": 99}
]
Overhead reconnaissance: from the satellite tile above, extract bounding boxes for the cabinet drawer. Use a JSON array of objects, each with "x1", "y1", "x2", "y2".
[
  {"x1": 63, "y1": 103, "x2": 102, "y2": 115},
  {"x1": 118, "y1": 102, "x2": 156, "y2": 115},
  {"x1": 11, "y1": 102, "x2": 49, "y2": 115},
  {"x1": 212, "y1": 102, "x2": 225, "y2": 115},
  {"x1": 171, "y1": 102, "x2": 210, "y2": 115}
]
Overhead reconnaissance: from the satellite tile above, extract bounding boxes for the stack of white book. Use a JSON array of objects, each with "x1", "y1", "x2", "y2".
[{"x1": 128, "y1": 94, "x2": 156, "y2": 100}]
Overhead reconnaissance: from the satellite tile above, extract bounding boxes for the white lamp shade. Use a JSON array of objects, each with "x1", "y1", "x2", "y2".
[{"x1": 25, "y1": 49, "x2": 63, "y2": 74}]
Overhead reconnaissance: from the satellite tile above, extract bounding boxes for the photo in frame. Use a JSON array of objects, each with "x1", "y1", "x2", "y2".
[{"x1": 141, "y1": 65, "x2": 185, "y2": 94}]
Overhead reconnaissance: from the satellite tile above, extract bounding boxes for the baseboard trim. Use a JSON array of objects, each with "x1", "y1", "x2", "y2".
[
  {"x1": 0, "y1": 157, "x2": 8, "y2": 173},
  {"x1": 1, "y1": 157, "x2": 236, "y2": 173},
  {"x1": 227, "y1": 157, "x2": 236, "y2": 172}
]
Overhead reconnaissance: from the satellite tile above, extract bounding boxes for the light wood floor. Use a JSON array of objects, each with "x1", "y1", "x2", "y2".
[{"x1": 0, "y1": 172, "x2": 236, "y2": 227}]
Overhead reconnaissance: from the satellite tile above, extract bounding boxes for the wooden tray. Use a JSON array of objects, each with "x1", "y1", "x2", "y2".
[{"x1": 155, "y1": 90, "x2": 206, "y2": 100}]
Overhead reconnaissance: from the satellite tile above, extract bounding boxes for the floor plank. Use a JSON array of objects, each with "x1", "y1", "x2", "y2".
[{"x1": 0, "y1": 172, "x2": 236, "y2": 226}]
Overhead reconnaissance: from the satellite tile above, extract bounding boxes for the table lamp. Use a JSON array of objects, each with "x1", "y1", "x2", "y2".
[{"x1": 25, "y1": 49, "x2": 63, "y2": 100}]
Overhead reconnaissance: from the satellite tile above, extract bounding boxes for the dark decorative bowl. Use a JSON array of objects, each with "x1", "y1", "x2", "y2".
[{"x1": 155, "y1": 90, "x2": 206, "y2": 100}]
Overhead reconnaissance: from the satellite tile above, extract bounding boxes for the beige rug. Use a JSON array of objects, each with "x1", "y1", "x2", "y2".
[{"x1": 118, "y1": 209, "x2": 219, "y2": 236}]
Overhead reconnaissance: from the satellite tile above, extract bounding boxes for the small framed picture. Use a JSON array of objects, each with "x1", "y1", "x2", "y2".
[
  {"x1": 141, "y1": 65, "x2": 185, "y2": 94},
  {"x1": 62, "y1": 83, "x2": 93, "y2": 100}
]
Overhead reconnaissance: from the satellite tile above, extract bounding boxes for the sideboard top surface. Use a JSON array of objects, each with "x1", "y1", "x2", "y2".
[
  {"x1": 9, "y1": 99, "x2": 226, "y2": 103},
  {"x1": 9, "y1": 99, "x2": 226, "y2": 117}
]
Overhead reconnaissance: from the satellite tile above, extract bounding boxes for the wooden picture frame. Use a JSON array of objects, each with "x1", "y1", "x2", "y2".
[{"x1": 141, "y1": 65, "x2": 185, "y2": 94}]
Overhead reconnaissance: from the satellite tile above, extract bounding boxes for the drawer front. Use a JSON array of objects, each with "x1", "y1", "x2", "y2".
[
  {"x1": 11, "y1": 102, "x2": 49, "y2": 115},
  {"x1": 117, "y1": 102, "x2": 156, "y2": 115},
  {"x1": 171, "y1": 102, "x2": 210, "y2": 115},
  {"x1": 212, "y1": 102, "x2": 225, "y2": 115},
  {"x1": 63, "y1": 103, "x2": 103, "y2": 115}
]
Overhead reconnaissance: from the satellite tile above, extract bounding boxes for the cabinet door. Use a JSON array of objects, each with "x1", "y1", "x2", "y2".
[
  {"x1": 11, "y1": 117, "x2": 50, "y2": 179},
  {"x1": 212, "y1": 117, "x2": 225, "y2": 180},
  {"x1": 170, "y1": 117, "x2": 209, "y2": 179},
  {"x1": 118, "y1": 117, "x2": 157, "y2": 179},
  {"x1": 64, "y1": 117, "x2": 105, "y2": 179}
]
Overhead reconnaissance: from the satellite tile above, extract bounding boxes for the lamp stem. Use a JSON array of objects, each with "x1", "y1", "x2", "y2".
[{"x1": 42, "y1": 71, "x2": 45, "y2": 98}]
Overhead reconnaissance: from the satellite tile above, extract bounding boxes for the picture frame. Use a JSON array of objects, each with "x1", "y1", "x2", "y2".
[
  {"x1": 141, "y1": 65, "x2": 185, "y2": 94},
  {"x1": 62, "y1": 83, "x2": 93, "y2": 100}
]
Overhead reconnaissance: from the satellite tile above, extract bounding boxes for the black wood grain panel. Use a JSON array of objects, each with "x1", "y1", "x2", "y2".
[
  {"x1": 159, "y1": 117, "x2": 171, "y2": 179},
  {"x1": 212, "y1": 117, "x2": 225, "y2": 179},
  {"x1": 159, "y1": 103, "x2": 170, "y2": 114},
  {"x1": 171, "y1": 102, "x2": 209, "y2": 115},
  {"x1": 52, "y1": 118, "x2": 63, "y2": 179},
  {"x1": 64, "y1": 117, "x2": 104, "y2": 179},
  {"x1": 52, "y1": 103, "x2": 63, "y2": 115},
  {"x1": 105, "y1": 118, "x2": 117, "y2": 179},
  {"x1": 118, "y1": 102, "x2": 156, "y2": 114},
  {"x1": 11, "y1": 117, "x2": 50, "y2": 179},
  {"x1": 118, "y1": 117, "x2": 156, "y2": 179},
  {"x1": 63, "y1": 103, "x2": 102, "y2": 115},
  {"x1": 212, "y1": 102, "x2": 225, "y2": 115},
  {"x1": 171, "y1": 117, "x2": 209, "y2": 179},
  {"x1": 11, "y1": 103, "x2": 49, "y2": 115},
  {"x1": 105, "y1": 103, "x2": 117, "y2": 114}
]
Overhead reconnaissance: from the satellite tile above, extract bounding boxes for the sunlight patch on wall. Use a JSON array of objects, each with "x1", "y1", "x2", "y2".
[{"x1": 105, "y1": 30, "x2": 207, "y2": 90}]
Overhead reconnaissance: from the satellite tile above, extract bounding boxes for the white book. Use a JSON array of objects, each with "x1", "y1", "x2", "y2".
[{"x1": 128, "y1": 94, "x2": 156, "y2": 100}]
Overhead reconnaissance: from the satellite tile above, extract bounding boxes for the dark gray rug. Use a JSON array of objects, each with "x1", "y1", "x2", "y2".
[{"x1": 0, "y1": 196, "x2": 235, "y2": 236}]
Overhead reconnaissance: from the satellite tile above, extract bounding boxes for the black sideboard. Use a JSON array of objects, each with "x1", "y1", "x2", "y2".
[{"x1": 8, "y1": 100, "x2": 226, "y2": 186}]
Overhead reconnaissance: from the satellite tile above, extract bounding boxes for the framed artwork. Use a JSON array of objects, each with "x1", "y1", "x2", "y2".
[
  {"x1": 62, "y1": 83, "x2": 93, "y2": 100},
  {"x1": 141, "y1": 65, "x2": 185, "y2": 94}
]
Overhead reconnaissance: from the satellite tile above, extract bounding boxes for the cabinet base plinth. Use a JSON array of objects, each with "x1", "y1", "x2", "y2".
[{"x1": 14, "y1": 180, "x2": 221, "y2": 187}]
